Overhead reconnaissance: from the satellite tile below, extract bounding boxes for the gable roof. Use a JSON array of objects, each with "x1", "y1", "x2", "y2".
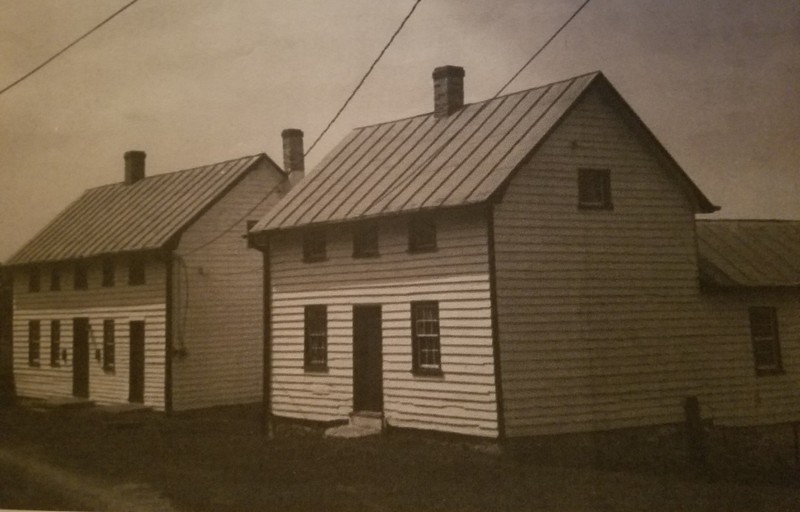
[
  {"x1": 697, "y1": 220, "x2": 800, "y2": 288},
  {"x1": 8, "y1": 154, "x2": 279, "y2": 265},
  {"x1": 254, "y1": 71, "x2": 716, "y2": 233}
]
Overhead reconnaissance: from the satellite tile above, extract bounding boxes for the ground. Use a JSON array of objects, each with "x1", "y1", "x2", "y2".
[{"x1": 0, "y1": 402, "x2": 799, "y2": 511}]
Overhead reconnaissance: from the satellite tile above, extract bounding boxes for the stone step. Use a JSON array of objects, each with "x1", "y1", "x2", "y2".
[
  {"x1": 324, "y1": 424, "x2": 381, "y2": 439},
  {"x1": 350, "y1": 411, "x2": 383, "y2": 430}
]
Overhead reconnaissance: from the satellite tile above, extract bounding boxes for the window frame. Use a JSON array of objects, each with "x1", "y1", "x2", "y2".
[
  {"x1": 578, "y1": 168, "x2": 613, "y2": 210},
  {"x1": 103, "y1": 319, "x2": 115, "y2": 373},
  {"x1": 50, "y1": 320, "x2": 61, "y2": 367},
  {"x1": 128, "y1": 256, "x2": 146, "y2": 286},
  {"x1": 28, "y1": 267, "x2": 41, "y2": 293},
  {"x1": 353, "y1": 222, "x2": 379, "y2": 258},
  {"x1": 411, "y1": 301, "x2": 442, "y2": 376},
  {"x1": 74, "y1": 261, "x2": 88, "y2": 290},
  {"x1": 302, "y1": 229, "x2": 327, "y2": 263},
  {"x1": 748, "y1": 306, "x2": 783, "y2": 375},
  {"x1": 102, "y1": 258, "x2": 115, "y2": 288},
  {"x1": 28, "y1": 320, "x2": 41, "y2": 367},
  {"x1": 50, "y1": 266, "x2": 61, "y2": 291},
  {"x1": 408, "y1": 215, "x2": 437, "y2": 253},
  {"x1": 303, "y1": 305, "x2": 328, "y2": 371}
]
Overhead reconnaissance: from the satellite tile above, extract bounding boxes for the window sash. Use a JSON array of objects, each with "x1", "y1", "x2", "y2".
[
  {"x1": 28, "y1": 321, "x2": 40, "y2": 366},
  {"x1": 102, "y1": 259, "x2": 115, "y2": 287},
  {"x1": 103, "y1": 320, "x2": 115, "y2": 371},
  {"x1": 303, "y1": 230, "x2": 326, "y2": 262},
  {"x1": 411, "y1": 302, "x2": 441, "y2": 373},
  {"x1": 304, "y1": 306, "x2": 327, "y2": 369},
  {"x1": 409, "y1": 216, "x2": 436, "y2": 253},
  {"x1": 50, "y1": 268, "x2": 61, "y2": 291},
  {"x1": 748, "y1": 307, "x2": 781, "y2": 373},
  {"x1": 353, "y1": 223, "x2": 379, "y2": 258},
  {"x1": 50, "y1": 320, "x2": 61, "y2": 367},
  {"x1": 578, "y1": 169, "x2": 612, "y2": 209},
  {"x1": 28, "y1": 268, "x2": 41, "y2": 293},
  {"x1": 128, "y1": 257, "x2": 146, "y2": 285},
  {"x1": 74, "y1": 262, "x2": 88, "y2": 290}
]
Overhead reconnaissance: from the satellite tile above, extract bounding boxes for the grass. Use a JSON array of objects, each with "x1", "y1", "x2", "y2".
[{"x1": 1, "y1": 403, "x2": 799, "y2": 511}]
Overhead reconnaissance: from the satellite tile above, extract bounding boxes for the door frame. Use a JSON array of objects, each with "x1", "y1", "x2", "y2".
[{"x1": 352, "y1": 304, "x2": 383, "y2": 413}]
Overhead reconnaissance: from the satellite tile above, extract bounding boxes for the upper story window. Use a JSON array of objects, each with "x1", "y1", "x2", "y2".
[
  {"x1": 411, "y1": 301, "x2": 442, "y2": 375},
  {"x1": 408, "y1": 215, "x2": 437, "y2": 253},
  {"x1": 28, "y1": 320, "x2": 40, "y2": 367},
  {"x1": 74, "y1": 262, "x2": 88, "y2": 290},
  {"x1": 303, "y1": 229, "x2": 326, "y2": 263},
  {"x1": 28, "y1": 267, "x2": 41, "y2": 293},
  {"x1": 102, "y1": 258, "x2": 115, "y2": 288},
  {"x1": 353, "y1": 223, "x2": 379, "y2": 258},
  {"x1": 128, "y1": 256, "x2": 145, "y2": 286},
  {"x1": 304, "y1": 305, "x2": 328, "y2": 371},
  {"x1": 578, "y1": 168, "x2": 612, "y2": 210},
  {"x1": 50, "y1": 266, "x2": 61, "y2": 291},
  {"x1": 749, "y1": 306, "x2": 782, "y2": 375}
]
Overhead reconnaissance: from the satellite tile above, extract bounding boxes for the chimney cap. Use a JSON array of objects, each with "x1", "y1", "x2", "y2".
[
  {"x1": 124, "y1": 150, "x2": 146, "y2": 160},
  {"x1": 281, "y1": 128, "x2": 304, "y2": 138},
  {"x1": 432, "y1": 65, "x2": 465, "y2": 79}
]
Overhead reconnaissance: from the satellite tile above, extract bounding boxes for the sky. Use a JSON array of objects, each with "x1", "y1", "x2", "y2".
[{"x1": 0, "y1": 0, "x2": 798, "y2": 262}]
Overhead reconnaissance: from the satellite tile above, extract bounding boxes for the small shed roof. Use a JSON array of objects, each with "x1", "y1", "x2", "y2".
[
  {"x1": 8, "y1": 154, "x2": 275, "y2": 265},
  {"x1": 697, "y1": 220, "x2": 800, "y2": 288},
  {"x1": 254, "y1": 71, "x2": 716, "y2": 233}
]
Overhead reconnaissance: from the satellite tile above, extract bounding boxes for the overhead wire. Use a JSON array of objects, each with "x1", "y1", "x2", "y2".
[
  {"x1": 494, "y1": 0, "x2": 592, "y2": 97},
  {"x1": 0, "y1": 0, "x2": 141, "y2": 97},
  {"x1": 304, "y1": 0, "x2": 422, "y2": 157}
]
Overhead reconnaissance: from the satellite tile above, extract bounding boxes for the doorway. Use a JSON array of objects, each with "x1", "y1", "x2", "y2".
[
  {"x1": 352, "y1": 305, "x2": 383, "y2": 412},
  {"x1": 72, "y1": 318, "x2": 89, "y2": 398}
]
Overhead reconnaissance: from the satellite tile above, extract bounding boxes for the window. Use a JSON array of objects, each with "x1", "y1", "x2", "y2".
[
  {"x1": 409, "y1": 215, "x2": 436, "y2": 253},
  {"x1": 28, "y1": 320, "x2": 40, "y2": 367},
  {"x1": 411, "y1": 301, "x2": 441, "y2": 375},
  {"x1": 578, "y1": 168, "x2": 612, "y2": 210},
  {"x1": 28, "y1": 267, "x2": 41, "y2": 293},
  {"x1": 103, "y1": 319, "x2": 115, "y2": 372},
  {"x1": 749, "y1": 307, "x2": 782, "y2": 375},
  {"x1": 74, "y1": 262, "x2": 88, "y2": 290},
  {"x1": 303, "y1": 229, "x2": 326, "y2": 263},
  {"x1": 353, "y1": 223, "x2": 379, "y2": 258},
  {"x1": 50, "y1": 320, "x2": 61, "y2": 367},
  {"x1": 128, "y1": 256, "x2": 145, "y2": 285},
  {"x1": 304, "y1": 305, "x2": 327, "y2": 370},
  {"x1": 102, "y1": 258, "x2": 115, "y2": 287},
  {"x1": 50, "y1": 266, "x2": 61, "y2": 291}
]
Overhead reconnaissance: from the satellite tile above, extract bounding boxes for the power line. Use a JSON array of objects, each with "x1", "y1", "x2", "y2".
[
  {"x1": 0, "y1": 0, "x2": 141, "y2": 97},
  {"x1": 304, "y1": 0, "x2": 422, "y2": 157},
  {"x1": 494, "y1": 0, "x2": 591, "y2": 97}
]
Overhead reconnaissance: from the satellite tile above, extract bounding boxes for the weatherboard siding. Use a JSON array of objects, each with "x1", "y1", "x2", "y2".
[
  {"x1": 269, "y1": 208, "x2": 498, "y2": 437},
  {"x1": 493, "y1": 87, "x2": 703, "y2": 436},
  {"x1": 12, "y1": 259, "x2": 166, "y2": 410},
  {"x1": 698, "y1": 290, "x2": 800, "y2": 426},
  {"x1": 171, "y1": 163, "x2": 285, "y2": 411}
]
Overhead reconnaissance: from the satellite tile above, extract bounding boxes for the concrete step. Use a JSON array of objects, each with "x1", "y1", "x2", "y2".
[
  {"x1": 350, "y1": 411, "x2": 383, "y2": 430},
  {"x1": 324, "y1": 424, "x2": 381, "y2": 439}
]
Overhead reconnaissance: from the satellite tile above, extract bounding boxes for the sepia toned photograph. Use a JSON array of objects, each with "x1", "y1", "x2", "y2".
[{"x1": 0, "y1": 1, "x2": 798, "y2": 510}]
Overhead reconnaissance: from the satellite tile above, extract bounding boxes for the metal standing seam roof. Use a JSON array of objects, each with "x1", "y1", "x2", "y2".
[
  {"x1": 7, "y1": 154, "x2": 269, "y2": 265},
  {"x1": 696, "y1": 220, "x2": 800, "y2": 287},
  {"x1": 254, "y1": 71, "x2": 715, "y2": 233}
]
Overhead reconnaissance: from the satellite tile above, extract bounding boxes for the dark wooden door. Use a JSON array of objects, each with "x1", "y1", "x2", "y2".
[
  {"x1": 129, "y1": 321, "x2": 145, "y2": 403},
  {"x1": 72, "y1": 318, "x2": 89, "y2": 398},
  {"x1": 353, "y1": 305, "x2": 383, "y2": 412}
]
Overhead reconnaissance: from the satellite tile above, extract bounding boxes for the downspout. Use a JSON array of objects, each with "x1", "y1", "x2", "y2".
[
  {"x1": 487, "y1": 202, "x2": 506, "y2": 441},
  {"x1": 164, "y1": 251, "x2": 174, "y2": 414},
  {"x1": 261, "y1": 238, "x2": 273, "y2": 438}
]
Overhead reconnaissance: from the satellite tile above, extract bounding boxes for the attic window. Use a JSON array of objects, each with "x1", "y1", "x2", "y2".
[
  {"x1": 74, "y1": 262, "x2": 88, "y2": 290},
  {"x1": 578, "y1": 169, "x2": 612, "y2": 210},
  {"x1": 353, "y1": 222, "x2": 379, "y2": 258},
  {"x1": 409, "y1": 215, "x2": 437, "y2": 253},
  {"x1": 749, "y1": 307, "x2": 782, "y2": 375},
  {"x1": 129, "y1": 256, "x2": 145, "y2": 285},
  {"x1": 28, "y1": 267, "x2": 41, "y2": 293},
  {"x1": 303, "y1": 229, "x2": 326, "y2": 263}
]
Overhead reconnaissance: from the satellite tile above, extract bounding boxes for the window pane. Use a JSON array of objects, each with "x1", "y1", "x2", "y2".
[
  {"x1": 103, "y1": 319, "x2": 115, "y2": 371},
  {"x1": 304, "y1": 306, "x2": 327, "y2": 368},
  {"x1": 354, "y1": 223, "x2": 379, "y2": 258},
  {"x1": 412, "y1": 302, "x2": 441, "y2": 373},
  {"x1": 578, "y1": 169, "x2": 612, "y2": 209},
  {"x1": 50, "y1": 320, "x2": 60, "y2": 367},
  {"x1": 409, "y1": 216, "x2": 436, "y2": 252},
  {"x1": 303, "y1": 230, "x2": 326, "y2": 262},
  {"x1": 748, "y1": 307, "x2": 781, "y2": 373}
]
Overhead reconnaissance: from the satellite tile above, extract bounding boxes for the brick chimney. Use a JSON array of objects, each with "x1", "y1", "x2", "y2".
[
  {"x1": 433, "y1": 65, "x2": 465, "y2": 118},
  {"x1": 124, "y1": 151, "x2": 146, "y2": 185},
  {"x1": 281, "y1": 128, "x2": 304, "y2": 187}
]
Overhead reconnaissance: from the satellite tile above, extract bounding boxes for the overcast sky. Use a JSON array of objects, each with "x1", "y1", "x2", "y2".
[{"x1": 1, "y1": 0, "x2": 798, "y2": 262}]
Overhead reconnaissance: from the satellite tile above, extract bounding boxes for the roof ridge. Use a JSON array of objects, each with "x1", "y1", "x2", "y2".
[
  {"x1": 353, "y1": 71, "x2": 603, "y2": 131},
  {"x1": 84, "y1": 153, "x2": 264, "y2": 192}
]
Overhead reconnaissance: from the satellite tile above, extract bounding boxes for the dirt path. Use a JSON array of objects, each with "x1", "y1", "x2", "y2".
[{"x1": 0, "y1": 448, "x2": 178, "y2": 512}]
